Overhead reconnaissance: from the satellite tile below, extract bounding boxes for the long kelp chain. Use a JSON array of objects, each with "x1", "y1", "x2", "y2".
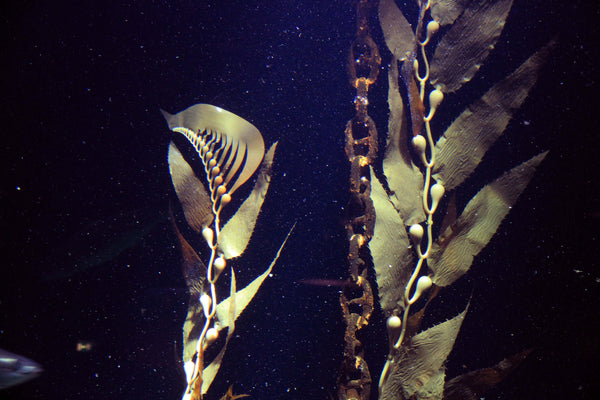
[{"x1": 337, "y1": 1, "x2": 380, "y2": 399}]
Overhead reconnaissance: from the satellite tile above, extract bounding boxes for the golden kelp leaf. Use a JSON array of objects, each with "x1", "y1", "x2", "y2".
[
  {"x1": 378, "y1": 0, "x2": 415, "y2": 61},
  {"x1": 369, "y1": 167, "x2": 413, "y2": 314},
  {"x1": 219, "y1": 143, "x2": 277, "y2": 259},
  {"x1": 429, "y1": 152, "x2": 548, "y2": 287},
  {"x1": 443, "y1": 349, "x2": 532, "y2": 400},
  {"x1": 430, "y1": 0, "x2": 471, "y2": 26},
  {"x1": 430, "y1": 0, "x2": 513, "y2": 93},
  {"x1": 215, "y1": 224, "x2": 295, "y2": 331},
  {"x1": 380, "y1": 306, "x2": 469, "y2": 400},
  {"x1": 383, "y1": 57, "x2": 425, "y2": 225},
  {"x1": 433, "y1": 41, "x2": 555, "y2": 191},
  {"x1": 162, "y1": 104, "x2": 265, "y2": 196},
  {"x1": 168, "y1": 142, "x2": 214, "y2": 233}
]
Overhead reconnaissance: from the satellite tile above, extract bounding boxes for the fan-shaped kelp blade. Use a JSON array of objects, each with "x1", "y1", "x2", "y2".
[
  {"x1": 162, "y1": 104, "x2": 265, "y2": 196},
  {"x1": 380, "y1": 306, "x2": 469, "y2": 400},
  {"x1": 219, "y1": 143, "x2": 277, "y2": 259},
  {"x1": 369, "y1": 168, "x2": 413, "y2": 314},
  {"x1": 433, "y1": 40, "x2": 555, "y2": 191},
  {"x1": 168, "y1": 142, "x2": 214, "y2": 233},
  {"x1": 428, "y1": 152, "x2": 547, "y2": 287},
  {"x1": 430, "y1": 0, "x2": 513, "y2": 93}
]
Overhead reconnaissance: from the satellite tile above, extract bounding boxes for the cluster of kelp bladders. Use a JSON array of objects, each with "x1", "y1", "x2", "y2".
[
  {"x1": 162, "y1": 104, "x2": 291, "y2": 400},
  {"x1": 369, "y1": 0, "x2": 553, "y2": 399}
]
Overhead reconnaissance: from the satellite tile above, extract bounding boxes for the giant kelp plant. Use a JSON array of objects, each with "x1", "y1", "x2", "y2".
[{"x1": 161, "y1": 1, "x2": 552, "y2": 399}]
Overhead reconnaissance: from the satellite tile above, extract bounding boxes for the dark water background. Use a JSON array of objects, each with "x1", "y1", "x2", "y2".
[{"x1": 2, "y1": 1, "x2": 598, "y2": 399}]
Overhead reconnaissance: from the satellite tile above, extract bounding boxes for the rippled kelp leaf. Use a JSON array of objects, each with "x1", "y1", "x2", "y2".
[
  {"x1": 430, "y1": 0, "x2": 513, "y2": 93},
  {"x1": 381, "y1": 306, "x2": 468, "y2": 400},
  {"x1": 429, "y1": 152, "x2": 547, "y2": 287},
  {"x1": 433, "y1": 41, "x2": 555, "y2": 191},
  {"x1": 369, "y1": 168, "x2": 413, "y2": 314},
  {"x1": 430, "y1": 0, "x2": 471, "y2": 26}
]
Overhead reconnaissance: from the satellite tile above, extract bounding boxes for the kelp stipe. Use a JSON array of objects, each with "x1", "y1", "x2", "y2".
[
  {"x1": 368, "y1": 1, "x2": 552, "y2": 399},
  {"x1": 163, "y1": 104, "x2": 292, "y2": 400}
]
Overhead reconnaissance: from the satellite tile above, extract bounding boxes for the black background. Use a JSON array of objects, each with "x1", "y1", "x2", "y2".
[{"x1": 1, "y1": 1, "x2": 599, "y2": 399}]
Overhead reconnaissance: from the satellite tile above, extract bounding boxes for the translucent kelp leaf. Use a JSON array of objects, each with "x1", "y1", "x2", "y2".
[
  {"x1": 168, "y1": 142, "x2": 214, "y2": 232},
  {"x1": 219, "y1": 143, "x2": 277, "y2": 259},
  {"x1": 383, "y1": 57, "x2": 425, "y2": 225},
  {"x1": 433, "y1": 41, "x2": 555, "y2": 191},
  {"x1": 430, "y1": 0, "x2": 470, "y2": 26},
  {"x1": 381, "y1": 306, "x2": 468, "y2": 400},
  {"x1": 444, "y1": 349, "x2": 531, "y2": 400},
  {"x1": 379, "y1": 0, "x2": 415, "y2": 61},
  {"x1": 369, "y1": 167, "x2": 413, "y2": 314},
  {"x1": 162, "y1": 104, "x2": 265, "y2": 196},
  {"x1": 429, "y1": 152, "x2": 547, "y2": 287},
  {"x1": 430, "y1": 0, "x2": 513, "y2": 93},
  {"x1": 215, "y1": 224, "x2": 294, "y2": 331}
]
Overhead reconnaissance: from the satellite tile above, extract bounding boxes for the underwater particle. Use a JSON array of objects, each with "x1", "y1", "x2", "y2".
[{"x1": 76, "y1": 340, "x2": 94, "y2": 352}]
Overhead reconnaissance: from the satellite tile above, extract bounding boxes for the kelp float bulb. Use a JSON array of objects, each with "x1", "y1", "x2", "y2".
[
  {"x1": 386, "y1": 315, "x2": 402, "y2": 344},
  {"x1": 430, "y1": 183, "x2": 445, "y2": 212},
  {"x1": 386, "y1": 315, "x2": 401, "y2": 331},
  {"x1": 216, "y1": 185, "x2": 231, "y2": 206},
  {"x1": 213, "y1": 256, "x2": 226, "y2": 274},
  {"x1": 200, "y1": 293, "x2": 212, "y2": 318},
  {"x1": 202, "y1": 227, "x2": 214, "y2": 245},
  {"x1": 412, "y1": 135, "x2": 427, "y2": 155},
  {"x1": 429, "y1": 89, "x2": 444, "y2": 111},
  {"x1": 220, "y1": 193, "x2": 232, "y2": 206},
  {"x1": 425, "y1": 89, "x2": 444, "y2": 121},
  {"x1": 427, "y1": 20, "x2": 440, "y2": 37},
  {"x1": 409, "y1": 224, "x2": 424, "y2": 244},
  {"x1": 409, "y1": 276, "x2": 433, "y2": 304},
  {"x1": 205, "y1": 327, "x2": 219, "y2": 345}
]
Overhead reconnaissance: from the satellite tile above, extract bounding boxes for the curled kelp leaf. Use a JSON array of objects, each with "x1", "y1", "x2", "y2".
[
  {"x1": 430, "y1": 0, "x2": 471, "y2": 26},
  {"x1": 369, "y1": 167, "x2": 413, "y2": 314},
  {"x1": 378, "y1": 0, "x2": 415, "y2": 61},
  {"x1": 380, "y1": 306, "x2": 469, "y2": 400},
  {"x1": 430, "y1": 0, "x2": 513, "y2": 93},
  {"x1": 383, "y1": 57, "x2": 425, "y2": 225},
  {"x1": 168, "y1": 142, "x2": 214, "y2": 232},
  {"x1": 219, "y1": 143, "x2": 277, "y2": 259},
  {"x1": 433, "y1": 41, "x2": 555, "y2": 191},
  {"x1": 429, "y1": 152, "x2": 547, "y2": 287}
]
